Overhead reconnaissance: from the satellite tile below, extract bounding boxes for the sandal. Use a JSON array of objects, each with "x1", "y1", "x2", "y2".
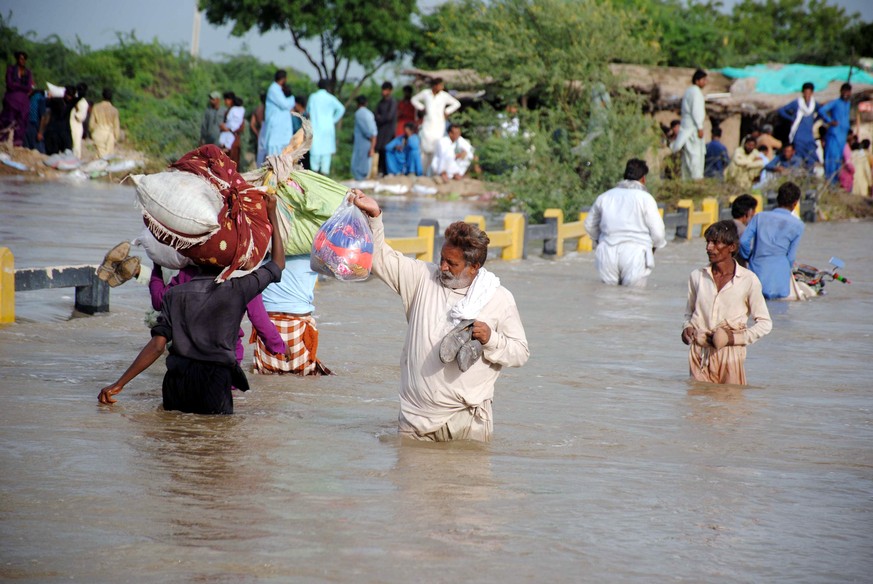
[
  {"x1": 439, "y1": 319, "x2": 474, "y2": 363},
  {"x1": 456, "y1": 339, "x2": 483, "y2": 372},
  {"x1": 97, "y1": 241, "x2": 131, "y2": 283},
  {"x1": 107, "y1": 256, "x2": 141, "y2": 288}
]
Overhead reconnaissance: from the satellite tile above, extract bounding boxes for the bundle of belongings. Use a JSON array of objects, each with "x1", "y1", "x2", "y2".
[
  {"x1": 131, "y1": 144, "x2": 271, "y2": 283},
  {"x1": 243, "y1": 114, "x2": 351, "y2": 260},
  {"x1": 116, "y1": 115, "x2": 354, "y2": 288}
]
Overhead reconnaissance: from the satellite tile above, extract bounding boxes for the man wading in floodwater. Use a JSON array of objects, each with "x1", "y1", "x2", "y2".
[{"x1": 352, "y1": 190, "x2": 529, "y2": 442}]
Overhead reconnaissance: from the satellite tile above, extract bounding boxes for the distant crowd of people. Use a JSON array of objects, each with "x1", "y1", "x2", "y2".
[
  {"x1": 664, "y1": 70, "x2": 872, "y2": 197},
  {"x1": 0, "y1": 51, "x2": 122, "y2": 160},
  {"x1": 199, "y1": 72, "x2": 483, "y2": 180}
]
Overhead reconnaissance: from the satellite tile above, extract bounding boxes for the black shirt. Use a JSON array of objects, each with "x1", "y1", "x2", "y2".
[{"x1": 152, "y1": 262, "x2": 282, "y2": 366}]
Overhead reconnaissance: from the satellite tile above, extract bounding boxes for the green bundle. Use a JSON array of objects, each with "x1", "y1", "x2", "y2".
[{"x1": 275, "y1": 170, "x2": 350, "y2": 256}]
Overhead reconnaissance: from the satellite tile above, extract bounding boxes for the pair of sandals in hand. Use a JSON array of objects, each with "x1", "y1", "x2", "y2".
[
  {"x1": 96, "y1": 242, "x2": 141, "y2": 288},
  {"x1": 439, "y1": 319, "x2": 484, "y2": 372}
]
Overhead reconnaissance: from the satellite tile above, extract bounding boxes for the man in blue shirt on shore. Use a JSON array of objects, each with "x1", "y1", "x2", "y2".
[
  {"x1": 739, "y1": 181, "x2": 805, "y2": 299},
  {"x1": 704, "y1": 126, "x2": 730, "y2": 179},
  {"x1": 764, "y1": 143, "x2": 803, "y2": 176},
  {"x1": 818, "y1": 83, "x2": 852, "y2": 184}
]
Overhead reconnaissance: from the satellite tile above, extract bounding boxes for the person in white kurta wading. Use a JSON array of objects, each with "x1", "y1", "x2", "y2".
[
  {"x1": 671, "y1": 69, "x2": 708, "y2": 180},
  {"x1": 584, "y1": 159, "x2": 667, "y2": 287},
  {"x1": 352, "y1": 191, "x2": 529, "y2": 442},
  {"x1": 411, "y1": 77, "x2": 461, "y2": 175}
]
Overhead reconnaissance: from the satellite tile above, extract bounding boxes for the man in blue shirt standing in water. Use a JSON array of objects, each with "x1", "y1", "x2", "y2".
[{"x1": 739, "y1": 182, "x2": 804, "y2": 299}]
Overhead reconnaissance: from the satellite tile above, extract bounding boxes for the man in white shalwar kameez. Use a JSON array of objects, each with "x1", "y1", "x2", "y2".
[
  {"x1": 584, "y1": 159, "x2": 667, "y2": 287},
  {"x1": 352, "y1": 190, "x2": 529, "y2": 442},
  {"x1": 411, "y1": 77, "x2": 461, "y2": 174},
  {"x1": 431, "y1": 124, "x2": 474, "y2": 180},
  {"x1": 672, "y1": 69, "x2": 708, "y2": 180}
]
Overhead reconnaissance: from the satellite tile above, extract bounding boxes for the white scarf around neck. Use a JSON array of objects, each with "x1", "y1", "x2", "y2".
[
  {"x1": 448, "y1": 267, "x2": 500, "y2": 325},
  {"x1": 789, "y1": 97, "x2": 816, "y2": 143}
]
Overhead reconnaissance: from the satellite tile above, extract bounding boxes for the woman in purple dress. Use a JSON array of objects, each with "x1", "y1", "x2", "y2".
[{"x1": 0, "y1": 51, "x2": 34, "y2": 146}]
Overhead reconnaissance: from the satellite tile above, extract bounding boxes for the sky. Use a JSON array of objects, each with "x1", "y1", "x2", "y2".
[{"x1": 3, "y1": 0, "x2": 872, "y2": 82}]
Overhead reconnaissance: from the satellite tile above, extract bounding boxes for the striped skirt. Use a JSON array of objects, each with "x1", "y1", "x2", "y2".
[{"x1": 251, "y1": 313, "x2": 332, "y2": 376}]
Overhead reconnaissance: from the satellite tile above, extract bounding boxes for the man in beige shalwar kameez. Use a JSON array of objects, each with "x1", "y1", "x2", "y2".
[
  {"x1": 352, "y1": 191, "x2": 529, "y2": 442},
  {"x1": 682, "y1": 220, "x2": 772, "y2": 385},
  {"x1": 89, "y1": 88, "x2": 121, "y2": 158}
]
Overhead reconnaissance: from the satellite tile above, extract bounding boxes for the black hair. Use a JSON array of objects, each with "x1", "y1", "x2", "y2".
[
  {"x1": 862, "y1": 139, "x2": 871, "y2": 150},
  {"x1": 317, "y1": 79, "x2": 329, "y2": 90},
  {"x1": 404, "y1": 122, "x2": 417, "y2": 131},
  {"x1": 776, "y1": 181, "x2": 801, "y2": 208},
  {"x1": 704, "y1": 220, "x2": 739, "y2": 248},
  {"x1": 275, "y1": 69, "x2": 287, "y2": 82},
  {"x1": 623, "y1": 158, "x2": 649, "y2": 181},
  {"x1": 295, "y1": 94, "x2": 307, "y2": 107},
  {"x1": 802, "y1": 82, "x2": 814, "y2": 92},
  {"x1": 223, "y1": 91, "x2": 235, "y2": 100},
  {"x1": 430, "y1": 77, "x2": 444, "y2": 87},
  {"x1": 15, "y1": 51, "x2": 28, "y2": 60},
  {"x1": 670, "y1": 119, "x2": 681, "y2": 128},
  {"x1": 356, "y1": 95, "x2": 368, "y2": 106},
  {"x1": 76, "y1": 82, "x2": 88, "y2": 99},
  {"x1": 102, "y1": 88, "x2": 113, "y2": 101},
  {"x1": 743, "y1": 135, "x2": 757, "y2": 145},
  {"x1": 402, "y1": 85, "x2": 413, "y2": 94},
  {"x1": 731, "y1": 194, "x2": 758, "y2": 219},
  {"x1": 840, "y1": 83, "x2": 852, "y2": 92},
  {"x1": 692, "y1": 69, "x2": 708, "y2": 83},
  {"x1": 381, "y1": 81, "x2": 393, "y2": 90},
  {"x1": 711, "y1": 127, "x2": 722, "y2": 138},
  {"x1": 447, "y1": 123, "x2": 461, "y2": 133},
  {"x1": 234, "y1": 96, "x2": 243, "y2": 107}
]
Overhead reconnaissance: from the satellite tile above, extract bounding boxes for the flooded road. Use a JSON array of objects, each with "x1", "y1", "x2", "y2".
[{"x1": 1, "y1": 178, "x2": 871, "y2": 583}]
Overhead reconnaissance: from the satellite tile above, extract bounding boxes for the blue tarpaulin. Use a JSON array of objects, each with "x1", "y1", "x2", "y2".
[{"x1": 718, "y1": 64, "x2": 873, "y2": 95}]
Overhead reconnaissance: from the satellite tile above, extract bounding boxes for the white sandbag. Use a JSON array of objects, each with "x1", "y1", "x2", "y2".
[
  {"x1": 106, "y1": 159, "x2": 139, "y2": 173},
  {"x1": 133, "y1": 227, "x2": 194, "y2": 270},
  {"x1": 46, "y1": 82, "x2": 65, "y2": 98},
  {"x1": 44, "y1": 150, "x2": 79, "y2": 169},
  {"x1": 412, "y1": 184, "x2": 439, "y2": 196},
  {"x1": 131, "y1": 171, "x2": 224, "y2": 242},
  {"x1": 81, "y1": 159, "x2": 109, "y2": 173},
  {"x1": 375, "y1": 183, "x2": 410, "y2": 195}
]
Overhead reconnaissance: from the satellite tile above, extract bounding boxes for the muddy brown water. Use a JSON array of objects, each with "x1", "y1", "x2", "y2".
[{"x1": 1, "y1": 177, "x2": 871, "y2": 583}]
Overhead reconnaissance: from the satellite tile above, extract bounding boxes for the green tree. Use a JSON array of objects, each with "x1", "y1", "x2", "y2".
[
  {"x1": 418, "y1": 0, "x2": 656, "y2": 110},
  {"x1": 197, "y1": 0, "x2": 418, "y2": 96},
  {"x1": 726, "y1": 0, "x2": 860, "y2": 65},
  {"x1": 415, "y1": 0, "x2": 661, "y2": 220},
  {"x1": 611, "y1": 0, "x2": 730, "y2": 68}
]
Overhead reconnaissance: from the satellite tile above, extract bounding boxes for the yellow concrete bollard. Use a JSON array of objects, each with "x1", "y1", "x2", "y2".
[
  {"x1": 464, "y1": 215, "x2": 487, "y2": 231},
  {"x1": 676, "y1": 199, "x2": 693, "y2": 240},
  {"x1": 543, "y1": 209, "x2": 565, "y2": 256},
  {"x1": 416, "y1": 223, "x2": 436, "y2": 263},
  {"x1": 577, "y1": 212, "x2": 593, "y2": 252},
  {"x1": 701, "y1": 197, "x2": 719, "y2": 234},
  {"x1": 502, "y1": 213, "x2": 526, "y2": 260},
  {"x1": 0, "y1": 247, "x2": 14, "y2": 324}
]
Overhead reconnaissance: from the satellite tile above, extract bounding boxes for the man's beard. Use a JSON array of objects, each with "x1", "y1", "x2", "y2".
[{"x1": 440, "y1": 269, "x2": 474, "y2": 289}]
